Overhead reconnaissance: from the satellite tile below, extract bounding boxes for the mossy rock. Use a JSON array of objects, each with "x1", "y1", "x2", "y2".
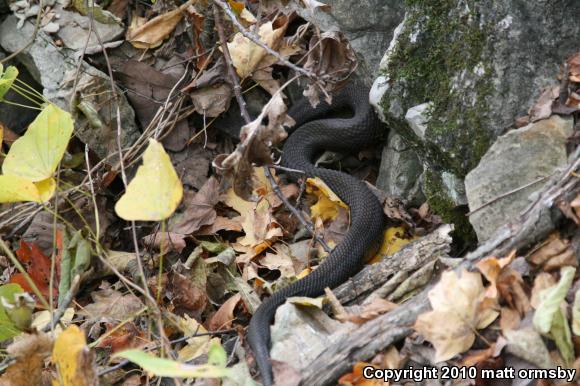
[{"x1": 371, "y1": 0, "x2": 580, "y2": 242}]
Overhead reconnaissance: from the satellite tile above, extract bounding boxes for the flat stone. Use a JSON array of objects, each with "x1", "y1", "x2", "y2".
[
  {"x1": 0, "y1": 15, "x2": 139, "y2": 161},
  {"x1": 465, "y1": 115, "x2": 573, "y2": 242}
]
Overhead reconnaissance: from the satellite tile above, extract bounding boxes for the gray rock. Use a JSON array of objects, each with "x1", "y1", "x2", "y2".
[
  {"x1": 0, "y1": 0, "x2": 8, "y2": 14},
  {"x1": 405, "y1": 102, "x2": 432, "y2": 140},
  {"x1": 55, "y1": 6, "x2": 123, "y2": 50},
  {"x1": 270, "y1": 302, "x2": 347, "y2": 372},
  {"x1": 371, "y1": 0, "x2": 580, "y2": 177},
  {"x1": 0, "y1": 15, "x2": 139, "y2": 161},
  {"x1": 441, "y1": 171, "x2": 467, "y2": 207},
  {"x1": 465, "y1": 115, "x2": 573, "y2": 242},
  {"x1": 376, "y1": 131, "x2": 424, "y2": 206},
  {"x1": 293, "y1": 0, "x2": 405, "y2": 85}
]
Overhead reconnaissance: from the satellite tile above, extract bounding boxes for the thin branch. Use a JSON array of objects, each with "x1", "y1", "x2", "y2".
[
  {"x1": 466, "y1": 176, "x2": 549, "y2": 216},
  {"x1": 265, "y1": 167, "x2": 331, "y2": 253},
  {"x1": 213, "y1": 4, "x2": 251, "y2": 124}
]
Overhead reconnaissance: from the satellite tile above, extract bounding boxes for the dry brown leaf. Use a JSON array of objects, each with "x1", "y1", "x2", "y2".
[
  {"x1": 142, "y1": 232, "x2": 187, "y2": 253},
  {"x1": 189, "y1": 83, "x2": 233, "y2": 117},
  {"x1": 0, "y1": 333, "x2": 52, "y2": 386},
  {"x1": 496, "y1": 268, "x2": 531, "y2": 315},
  {"x1": 215, "y1": 93, "x2": 293, "y2": 200},
  {"x1": 260, "y1": 248, "x2": 296, "y2": 278},
  {"x1": 227, "y1": 16, "x2": 288, "y2": 79},
  {"x1": 126, "y1": 0, "x2": 195, "y2": 49},
  {"x1": 237, "y1": 199, "x2": 283, "y2": 255},
  {"x1": 414, "y1": 269, "x2": 499, "y2": 362},
  {"x1": 567, "y1": 52, "x2": 580, "y2": 82},
  {"x1": 542, "y1": 249, "x2": 576, "y2": 271},
  {"x1": 169, "y1": 272, "x2": 208, "y2": 320},
  {"x1": 171, "y1": 177, "x2": 220, "y2": 235},
  {"x1": 252, "y1": 43, "x2": 302, "y2": 95},
  {"x1": 338, "y1": 362, "x2": 388, "y2": 386},
  {"x1": 528, "y1": 235, "x2": 570, "y2": 265},
  {"x1": 527, "y1": 234, "x2": 576, "y2": 271},
  {"x1": 557, "y1": 196, "x2": 580, "y2": 224},
  {"x1": 571, "y1": 194, "x2": 580, "y2": 217},
  {"x1": 94, "y1": 322, "x2": 148, "y2": 353},
  {"x1": 476, "y1": 251, "x2": 515, "y2": 298},
  {"x1": 303, "y1": 31, "x2": 357, "y2": 106},
  {"x1": 207, "y1": 293, "x2": 241, "y2": 331},
  {"x1": 197, "y1": 216, "x2": 243, "y2": 235},
  {"x1": 335, "y1": 297, "x2": 398, "y2": 325},
  {"x1": 499, "y1": 306, "x2": 521, "y2": 334},
  {"x1": 77, "y1": 287, "x2": 144, "y2": 322},
  {"x1": 528, "y1": 86, "x2": 559, "y2": 122}
]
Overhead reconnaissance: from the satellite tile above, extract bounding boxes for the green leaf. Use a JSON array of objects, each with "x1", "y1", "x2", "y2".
[
  {"x1": 0, "y1": 65, "x2": 18, "y2": 101},
  {"x1": 2, "y1": 103, "x2": 74, "y2": 181},
  {"x1": 112, "y1": 349, "x2": 233, "y2": 378},
  {"x1": 208, "y1": 340, "x2": 227, "y2": 367},
  {"x1": 0, "y1": 283, "x2": 25, "y2": 341},
  {"x1": 533, "y1": 266, "x2": 576, "y2": 334},
  {"x1": 533, "y1": 266, "x2": 576, "y2": 365},
  {"x1": 573, "y1": 289, "x2": 580, "y2": 336},
  {"x1": 551, "y1": 306, "x2": 574, "y2": 365},
  {"x1": 200, "y1": 240, "x2": 228, "y2": 254}
]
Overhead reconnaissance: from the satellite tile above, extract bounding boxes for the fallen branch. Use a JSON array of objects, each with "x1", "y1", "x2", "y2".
[{"x1": 299, "y1": 145, "x2": 580, "y2": 385}]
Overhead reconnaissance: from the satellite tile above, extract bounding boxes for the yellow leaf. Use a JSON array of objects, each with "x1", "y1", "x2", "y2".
[
  {"x1": 0, "y1": 175, "x2": 55, "y2": 203},
  {"x1": 52, "y1": 325, "x2": 98, "y2": 386},
  {"x1": 227, "y1": 21, "x2": 286, "y2": 78},
  {"x1": 0, "y1": 64, "x2": 18, "y2": 101},
  {"x1": 368, "y1": 227, "x2": 417, "y2": 263},
  {"x1": 307, "y1": 177, "x2": 347, "y2": 222},
  {"x1": 223, "y1": 187, "x2": 255, "y2": 215},
  {"x1": 3, "y1": 104, "x2": 73, "y2": 181},
  {"x1": 115, "y1": 139, "x2": 183, "y2": 221}
]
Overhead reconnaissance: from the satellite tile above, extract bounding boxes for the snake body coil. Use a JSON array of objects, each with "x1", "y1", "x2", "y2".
[{"x1": 247, "y1": 84, "x2": 385, "y2": 386}]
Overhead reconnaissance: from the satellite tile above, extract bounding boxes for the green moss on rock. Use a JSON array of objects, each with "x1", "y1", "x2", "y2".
[{"x1": 380, "y1": 0, "x2": 493, "y2": 176}]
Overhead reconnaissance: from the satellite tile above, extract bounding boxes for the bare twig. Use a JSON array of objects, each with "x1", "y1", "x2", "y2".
[
  {"x1": 213, "y1": 5, "x2": 251, "y2": 124},
  {"x1": 466, "y1": 175, "x2": 549, "y2": 216},
  {"x1": 265, "y1": 167, "x2": 331, "y2": 253},
  {"x1": 214, "y1": 4, "x2": 328, "y2": 253}
]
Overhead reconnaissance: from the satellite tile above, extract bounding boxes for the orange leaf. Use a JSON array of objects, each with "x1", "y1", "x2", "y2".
[{"x1": 10, "y1": 240, "x2": 58, "y2": 301}]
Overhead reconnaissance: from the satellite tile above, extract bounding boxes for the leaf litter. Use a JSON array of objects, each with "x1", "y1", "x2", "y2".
[{"x1": 0, "y1": 0, "x2": 578, "y2": 385}]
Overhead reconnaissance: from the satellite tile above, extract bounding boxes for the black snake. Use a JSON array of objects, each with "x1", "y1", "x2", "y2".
[{"x1": 247, "y1": 84, "x2": 385, "y2": 386}]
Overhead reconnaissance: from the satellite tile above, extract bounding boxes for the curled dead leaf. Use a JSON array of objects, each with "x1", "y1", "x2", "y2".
[
  {"x1": 414, "y1": 269, "x2": 499, "y2": 362},
  {"x1": 127, "y1": 0, "x2": 195, "y2": 49},
  {"x1": 302, "y1": 31, "x2": 357, "y2": 106},
  {"x1": 214, "y1": 93, "x2": 293, "y2": 200}
]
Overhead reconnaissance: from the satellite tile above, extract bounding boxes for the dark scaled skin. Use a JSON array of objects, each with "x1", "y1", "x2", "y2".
[{"x1": 247, "y1": 84, "x2": 385, "y2": 386}]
